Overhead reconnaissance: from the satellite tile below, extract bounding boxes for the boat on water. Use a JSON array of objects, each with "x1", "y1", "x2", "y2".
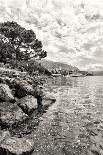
[
  {"x1": 70, "y1": 73, "x2": 87, "y2": 77},
  {"x1": 52, "y1": 73, "x2": 87, "y2": 77}
]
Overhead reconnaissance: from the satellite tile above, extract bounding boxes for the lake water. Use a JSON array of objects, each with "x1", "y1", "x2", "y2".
[{"x1": 32, "y1": 76, "x2": 103, "y2": 155}]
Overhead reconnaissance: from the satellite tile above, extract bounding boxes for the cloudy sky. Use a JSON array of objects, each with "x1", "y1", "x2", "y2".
[{"x1": 0, "y1": 0, "x2": 103, "y2": 70}]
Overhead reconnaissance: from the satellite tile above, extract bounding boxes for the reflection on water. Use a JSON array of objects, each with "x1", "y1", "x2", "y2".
[{"x1": 32, "y1": 76, "x2": 103, "y2": 155}]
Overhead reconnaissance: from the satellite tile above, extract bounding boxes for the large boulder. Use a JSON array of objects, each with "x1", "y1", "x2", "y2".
[
  {"x1": 0, "y1": 130, "x2": 10, "y2": 144},
  {"x1": 0, "y1": 84, "x2": 15, "y2": 102},
  {"x1": 0, "y1": 102, "x2": 28, "y2": 127},
  {"x1": 0, "y1": 131, "x2": 34, "y2": 155},
  {"x1": 11, "y1": 78, "x2": 34, "y2": 98},
  {"x1": 16, "y1": 95, "x2": 38, "y2": 115}
]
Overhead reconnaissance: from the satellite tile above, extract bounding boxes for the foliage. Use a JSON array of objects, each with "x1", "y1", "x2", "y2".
[
  {"x1": 0, "y1": 39, "x2": 14, "y2": 64},
  {"x1": 40, "y1": 59, "x2": 79, "y2": 75},
  {"x1": 0, "y1": 21, "x2": 47, "y2": 64},
  {"x1": 16, "y1": 60, "x2": 51, "y2": 76}
]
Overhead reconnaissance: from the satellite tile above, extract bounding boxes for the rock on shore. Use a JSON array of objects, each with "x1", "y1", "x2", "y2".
[
  {"x1": 0, "y1": 131, "x2": 34, "y2": 155},
  {"x1": 0, "y1": 84, "x2": 15, "y2": 102},
  {"x1": 0, "y1": 102, "x2": 28, "y2": 128},
  {"x1": 16, "y1": 95, "x2": 38, "y2": 115},
  {"x1": 11, "y1": 78, "x2": 34, "y2": 98},
  {"x1": 42, "y1": 94, "x2": 56, "y2": 108},
  {"x1": 0, "y1": 74, "x2": 56, "y2": 155}
]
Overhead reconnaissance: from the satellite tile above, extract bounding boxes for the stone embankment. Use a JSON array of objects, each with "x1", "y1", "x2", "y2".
[{"x1": 0, "y1": 71, "x2": 56, "y2": 155}]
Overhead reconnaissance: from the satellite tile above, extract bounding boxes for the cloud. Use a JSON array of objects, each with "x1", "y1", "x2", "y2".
[
  {"x1": 85, "y1": 64, "x2": 103, "y2": 71},
  {"x1": 0, "y1": 0, "x2": 103, "y2": 70}
]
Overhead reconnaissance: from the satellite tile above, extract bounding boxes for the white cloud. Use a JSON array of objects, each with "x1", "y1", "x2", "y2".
[
  {"x1": 0, "y1": 0, "x2": 103, "y2": 70},
  {"x1": 85, "y1": 64, "x2": 103, "y2": 71}
]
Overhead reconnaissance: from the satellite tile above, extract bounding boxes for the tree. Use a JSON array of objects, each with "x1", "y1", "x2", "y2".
[
  {"x1": 0, "y1": 21, "x2": 47, "y2": 64},
  {"x1": 0, "y1": 39, "x2": 14, "y2": 64}
]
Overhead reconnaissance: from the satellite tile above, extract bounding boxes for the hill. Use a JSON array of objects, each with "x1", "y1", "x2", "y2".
[
  {"x1": 92, "y1": 71, "x2": 103, "y2": 76},
  {"x1": 40, "y1": 59, "x2": 79, "y2": 75}
]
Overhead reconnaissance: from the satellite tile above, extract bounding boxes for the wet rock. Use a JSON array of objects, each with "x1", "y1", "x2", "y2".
[
  {"x1": 0, "y1": 102, "x2": 28, "y2": 128},
  {"x1": 42, "y1": 94, "x2": 56, "y2": 107},
  {"x1": 0, "y1": 131, "x2": 34, "y2": 155},
  {"x1": 33, "y1": 85, "x2": 44, "y2": 99},
  {"x1": 0, "y1": 77, "x2": 6, "y2": 84},
  {"x1": 16, "y1": 95, "x2": 37, "y2": 115},
  {"x1": 0, "y1": 130, "x2": 10, "y2": 143},
  {"x1": 11, "y1": 78, "x2": 34, "y2": 98},
  {"x1": 44, "y1": 94, "x2": 56, "y2": 102},
  {"x1": 0, "y1": 84, "x2": 15, "y2": 102}
]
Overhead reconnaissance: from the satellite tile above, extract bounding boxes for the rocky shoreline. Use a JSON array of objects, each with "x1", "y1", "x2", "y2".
[{"x1": 0, "y1": 71, "x2": 56, "y2": 155}]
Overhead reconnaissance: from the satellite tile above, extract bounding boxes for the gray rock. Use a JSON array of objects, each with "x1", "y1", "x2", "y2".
[
  {"x1": 0, "y1": 130, "x2": 10, "y2": 143},
  {"x1": 0, "y1": 102, "x2": 28, "y2": 127},
  {"x1": 44, "y1": 94, "x2": 56, "y2": 102},
  {"x1": 0, "y1": 84, "x2": 15, "y2": 102},
  {"x1": 33, "y1": 85, "x2": 44, "y2": 98},
  {"x1": 16, "y1": 95, "x2": 38, "y2": 115},
  {"x1": 0, "y1": 77, "x2": 6, "y2": 83},
  {"x1": 42, "y1": 94, "x2": 56, "y2": 107},
  {"x1": 11, "y1": 79, "x2": 34, "y2": 98},
  {"x1": 0, "y1": 131, "x2": 34, "y2": 155}
]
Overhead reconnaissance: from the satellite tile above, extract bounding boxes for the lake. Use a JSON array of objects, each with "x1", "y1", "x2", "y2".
[{"x1": 32, "y1": 76, "x2": 103, "y2": 155}]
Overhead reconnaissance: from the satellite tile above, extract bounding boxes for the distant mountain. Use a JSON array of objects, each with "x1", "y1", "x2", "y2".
[
  {"x1": 40, "y1": 59, "x2": 79, "y2": 75},
  {"x1": 92, "y1": 71, "x2": 103, "y2": 76}
]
